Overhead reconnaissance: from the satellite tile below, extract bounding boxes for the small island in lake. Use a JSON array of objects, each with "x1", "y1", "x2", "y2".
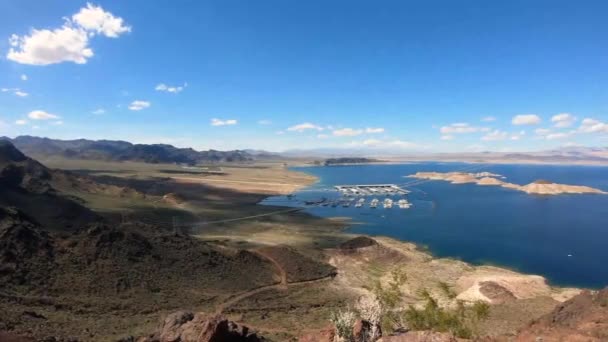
[{"x1": 408, "y1": 171, "x2": 607, "y2": 195}]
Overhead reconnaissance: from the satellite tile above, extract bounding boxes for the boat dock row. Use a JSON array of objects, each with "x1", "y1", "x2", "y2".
[
  {"x1": 313, "y1": 197, "x2": 412, "y2": 209},
  {"x1": 335, "y1": 184, "x2": 410, "y2": 196}
]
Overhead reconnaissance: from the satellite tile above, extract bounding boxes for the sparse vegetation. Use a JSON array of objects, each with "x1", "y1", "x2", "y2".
[
  {"x1": 368, "y1": 267, "x2": 490, "y2": 339},
  {"x1": 355, "y1": 295, "x2": 382, "y2": 341},
  {"x1": 330, "y1": 309, "x2": 357, "y2": 341},
  {"x1": 472, "y1": 300, "x2": 490, "y2": 320},
  {"x1": 404, "y1": 292, "x2": 474, "y2": 338},
  {"x1": 372, "y1": 268, "x2": 408, "y2": 332},
  {"x1": 438, "y1": 281, "x2": 457, "y2": 299}
]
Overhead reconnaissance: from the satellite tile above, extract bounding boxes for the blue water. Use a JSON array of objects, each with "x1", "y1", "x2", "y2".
[{"x1": 262, "y1": 163, "x2": 608, "y2": 289}]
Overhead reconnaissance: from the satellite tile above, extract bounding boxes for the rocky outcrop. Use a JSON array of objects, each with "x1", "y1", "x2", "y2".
[
  {"x1": 353, "y1": 319, "x2": 382, "y2": 342},
  {"x1": 0, "y1": 207, "x2": 54, "y2": 289},
  {"x1": 298, "y1": 319, "x2": 381, "y2": 342},
  {"x1": 339, "y1": 236, "x2": 378, "y2": 250},
  {"x1": 478, "y1": 281, "x2": 517, "y2": 304},
  {"x1": 298, "y1": 325, "x2": 336, "y2": 342},
  {"x1": 0, "y1": 141, "x2": 100, "y2": 232},
  {"x1": 139, "y1": 311, "x2": 263, "y2": 342},
  {"x1": 514, "y1": 287, "x2": 608, "y2": 341}
]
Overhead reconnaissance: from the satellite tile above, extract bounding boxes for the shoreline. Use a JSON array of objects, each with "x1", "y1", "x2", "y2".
[
  {"x1": 283, "y1": 166, "x2": 592, "y2": 291},
  {"x1": 291, "y1": 159, "x2": 608, "y2": 168}
]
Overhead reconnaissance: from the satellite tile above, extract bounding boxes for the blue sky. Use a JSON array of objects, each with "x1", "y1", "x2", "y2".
[{"x1": 1, "y1": 1, "x2": 607, "y2": 152}]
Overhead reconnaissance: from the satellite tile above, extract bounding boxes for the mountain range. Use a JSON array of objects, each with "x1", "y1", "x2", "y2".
[{"x1": 1, "y1": 136, "x2": 255, "y2": 165}]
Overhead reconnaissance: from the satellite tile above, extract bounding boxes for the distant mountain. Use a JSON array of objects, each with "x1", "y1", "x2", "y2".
[
  {"x1": 323, "y1": 157, "x2": 382, "y2": 165},
  {"x1": 1, "y1": 136, "x2": 254, "y2": 165},
  {"x1": 283, "y1": 145, "x2": 608, "y2": 165},
  {"x1": 243, "y1": 149, "x2": 283, "y2": 160}
]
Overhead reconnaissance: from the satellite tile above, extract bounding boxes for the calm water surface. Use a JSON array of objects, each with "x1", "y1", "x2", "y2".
[{"x1": 262, "y1": 163, "x2": 608, "y2": 288}]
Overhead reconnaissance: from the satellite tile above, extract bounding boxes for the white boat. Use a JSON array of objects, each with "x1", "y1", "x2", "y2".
[
  {"x1": 397, "y1": 199, "x2": 412, "y2": 209},
  {"x1": 383, "y1": 198, "x2": 393, "y2": 209},
  {"x1": 370, "y1": 198, "x2": 379, "y2": 208}
]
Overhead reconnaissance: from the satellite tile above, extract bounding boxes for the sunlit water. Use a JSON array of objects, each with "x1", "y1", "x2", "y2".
[{"x1": 261, "y1": 163, "x2": 608, "y2": 288}]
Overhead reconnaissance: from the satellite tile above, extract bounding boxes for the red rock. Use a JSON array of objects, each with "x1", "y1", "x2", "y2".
[
  {"x1": 152, "y1": 311, "x2": 262, "y2": 342},
  {"x1": 352, "y1": 319, "x2": 382, "y2": 342},
  {"x1": 298, "y1": 325, "x2": 336, "y2": 342}
]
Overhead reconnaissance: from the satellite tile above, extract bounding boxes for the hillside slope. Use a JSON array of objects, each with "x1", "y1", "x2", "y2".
[{"x1": 0, "y1": 142, "x2": 280, "y2": 340}]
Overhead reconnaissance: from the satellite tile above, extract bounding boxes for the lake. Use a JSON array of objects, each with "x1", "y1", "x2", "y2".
[{"x1": 261, "y1": 163, "x2": 608, "y2": 289}]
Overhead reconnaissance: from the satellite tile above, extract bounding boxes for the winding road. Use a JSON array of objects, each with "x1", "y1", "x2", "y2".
[{"x1": 214, "y1": 249, "x2": 334, "y2": 314}]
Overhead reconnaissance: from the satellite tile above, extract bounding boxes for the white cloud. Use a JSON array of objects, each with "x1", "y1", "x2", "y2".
[
  {"x1": 155, "y1": 83, "x2": 186, "y2": 93},
  {"x1": 481, "y1": 129, "x2": 509, "y2": 141},
  {"x1": 15, "y1": 119, "x2": 27, "y2": 125},
  {"x1": 52, "y1": 120, "x2": 64, "y2": 125},
  {"x1": 481, "y1": 116, "x2": 496, "y2": 122},
  {"x1": 551, "y1": 113, "x2": 576, "y2": 128},
  {"x1": 440, "y1": 122, "x2": 481, "y2": 134},
  {"x1": 535, "y1": 128, "x2": 551, "y2": 136},
  {"x1": 357, "y1": 138, "x2": 417, "y2": 149},
  {"x1": 72, "y1": 3, "x2": 131, "y2": 38},
  {"x1": 287, "y1": 122, "x2": 324, "y2": 132},
  {"x1": 535, "y1": 127, "x2": 574, "y2": 140},
  {"x1": 28, "y1": 110, "x2": 59, "y2": 120},
  {"x1": 365, "y1": 127, "x2": 384, "y2": 134},
  {"x1": 20, "y1": 74, "x2": 27, "y2": 81},
  {"x1": 333, "y1": 128, "x2": 363, "y2": 137},
  {"x1": 6, "y1": 3, "x2": 129, "y2": 65},
  {"x1": 92, "y1": 108, "x2": 105, "y2": 115},
  {"x1": 317, "y1": 134, "x2": 329, "y2": 139},
  {"x1": 7, "y1": 27, "x2": 91, "y2": 65},
  {"x1": 258, "y1": 119, "x2": 272, "y2": 125},
  {"x1": 128, "y1": 100, "x2": 150, "y2": 111},
  {"x1": 510, "y1": 130, "x2": 526, "y2": 140},
  {"x1": 362, "y1": 139, "x2": 382, "y2": 146},
  {"x1": 389, "y1": 140, "x2": 418, "y2": 148},
  {"x1": 512, "y1": 114, "x2": 541, "y2": 125},
  {"x1": 275, "y1": 130, "x2": 285, "y2": 135},
  {"x1": 578, "y1": 118, "x2": 608, "y2": 133},
  {"x1": 211, "y1": 118, "x2": 237, "y2": 126},
  {"x1": 1, "y1": 87, "x2": 28, "y2": 97},
  {"x1": 546, "y1": 132, "x2": 570, "y2": 140},
  {"x1": 440, "y1": 135, "x2": 454, "y2": 140}
]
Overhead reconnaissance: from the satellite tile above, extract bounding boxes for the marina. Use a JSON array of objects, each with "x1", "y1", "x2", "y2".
[
  {"x1": 334, "y1": 184, "x2": 410, "y2": 196},
  {"x1": 292, "y1": 184, "x2": 415, "y2": 209}
]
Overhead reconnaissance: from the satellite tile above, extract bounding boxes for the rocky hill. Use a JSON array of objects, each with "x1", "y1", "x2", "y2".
[
  {"x1": 0, "y1": 142, "x2": 280, "y2": 340},
  {"x1": 2, "y1": 136, "x2": 254, "y2": 165},
  {"x1": 512, "y1": 287, "x2": 608, "y2": 341},
  {"x1": 0, "y1": 140, "x2": 99, "y2": 231}
]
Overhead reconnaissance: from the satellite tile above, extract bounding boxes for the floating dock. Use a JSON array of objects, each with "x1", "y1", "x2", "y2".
[{"x1": 335, "y1": 184, "x2": 410, "y2": 196}]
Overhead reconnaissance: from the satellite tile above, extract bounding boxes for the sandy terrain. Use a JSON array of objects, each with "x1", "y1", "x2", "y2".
[
  {"x1": 40, "y1": 157, "x2": 317, "y2": 196},
  {"x1": 408, "y1": 171, "x2": 607, "y2": 195},
  {"x1": 328, "y1": 235, "x2": 581, "y2": 336}
]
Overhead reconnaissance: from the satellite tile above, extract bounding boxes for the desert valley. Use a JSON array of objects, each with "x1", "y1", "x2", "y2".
[
  {"x1": 1, "y1": 137, "x2": 608, "y2": 341},
  {"x1": 2, "y1": 1, "x2": 608, "y2": 341}
]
